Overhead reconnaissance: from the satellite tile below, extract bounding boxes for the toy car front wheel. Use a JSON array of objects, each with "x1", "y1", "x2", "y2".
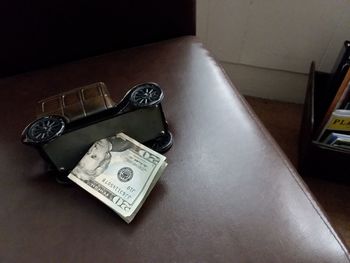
[
  {"x1": 130, "y1": 83, "x2": 164, "y2": 107},
  {"x1": 25, "y1": 116, "x2": 65, "y2": 144}
]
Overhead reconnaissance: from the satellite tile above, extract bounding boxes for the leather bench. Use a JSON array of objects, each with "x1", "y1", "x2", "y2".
[{"x1": 0, "y1": 37, "x2": 349, "y2": 262}]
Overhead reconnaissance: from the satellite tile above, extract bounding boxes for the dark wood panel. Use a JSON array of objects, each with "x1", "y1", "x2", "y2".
[{"x1": 0, "y1": 0, "x2": 195, "y2": 77}]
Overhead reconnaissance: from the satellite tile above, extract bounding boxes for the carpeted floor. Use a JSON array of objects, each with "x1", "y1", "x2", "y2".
[{"x1": 245, "y1": 96, "x2": 350, "y2": 248}]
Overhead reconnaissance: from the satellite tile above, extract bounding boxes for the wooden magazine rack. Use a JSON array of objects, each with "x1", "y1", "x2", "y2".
[{"x1": 298, "y1": 62, "x2": 350, "y2": 181}]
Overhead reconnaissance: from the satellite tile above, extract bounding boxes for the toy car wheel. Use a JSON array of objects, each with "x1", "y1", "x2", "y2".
[
  {"x1": 146, "y1": 131, "x2": 173, "y2": 153},
  {"x1": 26, "y1": 116, "x2": 65, "y2": 144},
  {"x1": 130, "y1": 83, "x2": 164, "y2": 107}
]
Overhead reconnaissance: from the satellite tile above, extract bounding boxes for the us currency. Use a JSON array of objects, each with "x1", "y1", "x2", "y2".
[{"x1": 68, "y1": 133, "x2": 167, "y2": 223}]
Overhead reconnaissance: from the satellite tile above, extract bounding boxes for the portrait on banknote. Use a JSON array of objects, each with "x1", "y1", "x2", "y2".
[{"x1": 68, "y1": 133, "x2": 167, "y2": 223}]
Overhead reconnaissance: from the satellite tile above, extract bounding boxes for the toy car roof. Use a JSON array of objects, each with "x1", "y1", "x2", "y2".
[{"x1": 36, "y1": 82, "x2": 115, "y2": 122}]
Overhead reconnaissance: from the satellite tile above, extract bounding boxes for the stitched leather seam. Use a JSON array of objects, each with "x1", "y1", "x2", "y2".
[
  {"x1": 238, "y1": 94, "x2": 350, "y2": 260},
  {"x1": 202, "y1": 44, "x2": 350, "y2": 260}
]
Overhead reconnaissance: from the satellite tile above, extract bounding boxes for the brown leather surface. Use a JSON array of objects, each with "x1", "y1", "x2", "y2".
[{"x1": 0, "y1": 37, "x2": 349, "y2": 262}]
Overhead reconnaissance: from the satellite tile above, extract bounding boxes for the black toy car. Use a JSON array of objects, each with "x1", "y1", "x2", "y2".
[{"x1": 22, "y1": 82, "x2": 172, "y2": 175}]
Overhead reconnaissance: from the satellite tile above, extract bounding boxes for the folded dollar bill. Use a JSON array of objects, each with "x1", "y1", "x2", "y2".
[{"x1": 68, "y1": 133, "x2": 167, "y2": 223}]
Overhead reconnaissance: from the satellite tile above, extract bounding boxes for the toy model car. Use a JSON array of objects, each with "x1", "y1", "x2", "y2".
[{"x1": 22, "y1": 82, "x2": 172, "y2": 174}]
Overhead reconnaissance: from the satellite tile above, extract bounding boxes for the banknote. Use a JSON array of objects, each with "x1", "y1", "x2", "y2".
[{"x1": 68, "y1": 133, "x2": 167, "y2": 223}]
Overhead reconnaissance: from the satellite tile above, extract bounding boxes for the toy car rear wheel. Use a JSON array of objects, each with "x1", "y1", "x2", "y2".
[
  {"x1": 130, "y1": 83, "x2": 163, "y2": 107},
  {"x1": 146, "y1": 131, "x2": 173, "y2": 153},
  {"x1": 26, "y1": 116, "x2": 65, "y2": 144}
]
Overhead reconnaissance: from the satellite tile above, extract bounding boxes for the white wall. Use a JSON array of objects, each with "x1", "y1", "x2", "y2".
[{"x1": 197, "y1": 0, "x2": 350, "y2": 103}]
